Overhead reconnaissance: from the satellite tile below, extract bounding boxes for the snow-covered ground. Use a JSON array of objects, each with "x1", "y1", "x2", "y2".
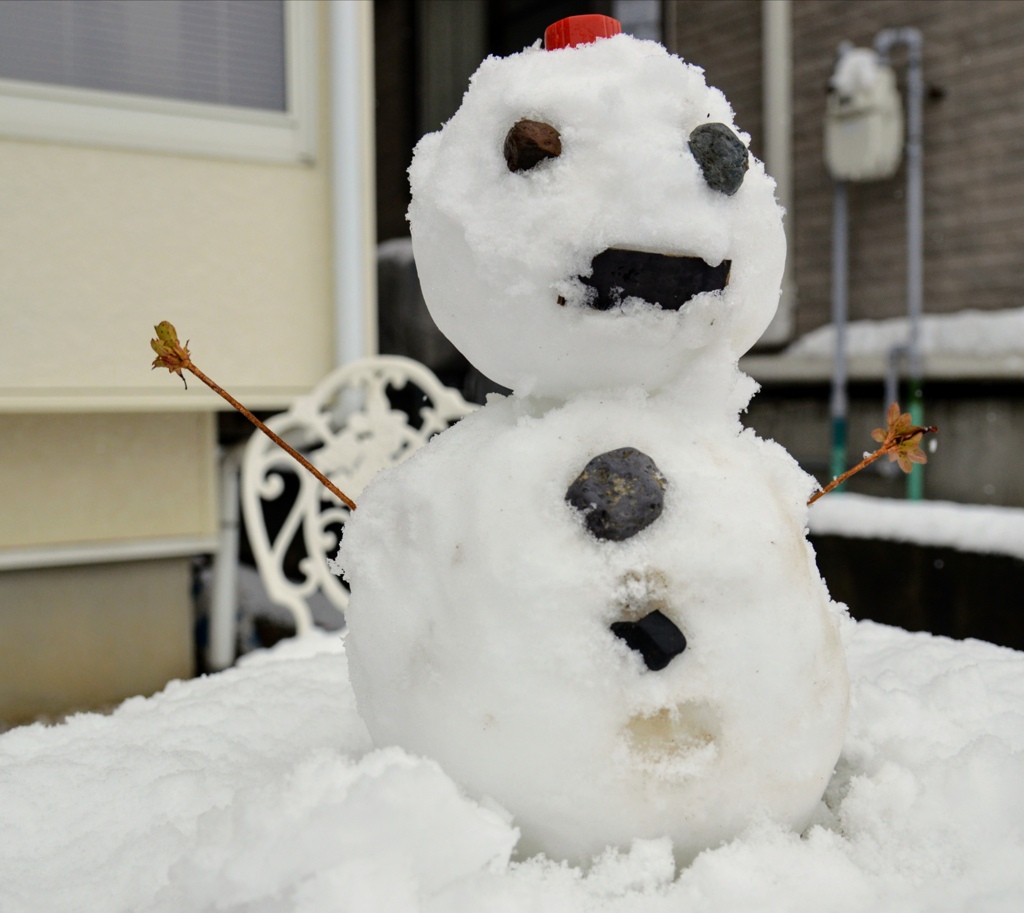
[{"x1": 2, "y1": 621, "x2": 1021, "y2": 913}]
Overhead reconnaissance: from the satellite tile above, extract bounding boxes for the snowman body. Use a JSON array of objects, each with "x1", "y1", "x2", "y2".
[{"x1": 340, "y1": 31, "x2": 849, "y2": 864}]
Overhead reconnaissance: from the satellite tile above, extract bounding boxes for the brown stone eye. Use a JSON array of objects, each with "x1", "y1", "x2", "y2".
[{"x1": 503, "y1": 119, "x2": 561, "y2": 172}]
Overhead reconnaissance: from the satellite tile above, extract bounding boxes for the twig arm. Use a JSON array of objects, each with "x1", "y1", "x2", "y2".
[
  {"x1": 149, "y1": 321, "x2": 356, "y2": 511},
  {"x1": 807, "y1": 451, "x2": 884, "y2": 505},
  {"x1": 186, "y1": 362, "x2": 357, "y2": 512}
]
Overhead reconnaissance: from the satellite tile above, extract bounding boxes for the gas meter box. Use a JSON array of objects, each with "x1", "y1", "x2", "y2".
[{"x1": 825, "y1": 48, "x2": 903, "y2": 181}]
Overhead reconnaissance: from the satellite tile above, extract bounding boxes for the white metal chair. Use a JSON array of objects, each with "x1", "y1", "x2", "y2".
[{"x1": 235, "y1": 355, "x2": 476, "y2": 640}]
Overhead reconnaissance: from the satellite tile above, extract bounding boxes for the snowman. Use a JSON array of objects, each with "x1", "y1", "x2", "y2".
[{"x1": 339, "y1": 16, "x2": 849, "y2": 864}]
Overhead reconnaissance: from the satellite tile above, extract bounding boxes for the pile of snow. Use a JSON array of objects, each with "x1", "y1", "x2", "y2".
[
  {"x1": 785, "y1": 307, "x2": 1024, "y2": 361},
  {"x1": 829, "y1": 47, "x2": 888, "y2": 97},
  {"x1": 2, "y1": 622, "x2": 1022, "y2": 912},
  {"x1": 810, "y1": 492, "x2": 1024, "y2": 560}
]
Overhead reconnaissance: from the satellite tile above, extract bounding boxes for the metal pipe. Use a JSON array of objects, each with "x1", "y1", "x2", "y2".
[
  {"x1": 829, "y1": 179, "x2": 849, "y2": 485},
  {"x1": 207, "y1": 444, "x2": 244, "y2": 672},
  {"x1": 875, "y1": 27, "x2": 925, "y2": 499},
  {"x1": 329, "y1": 0, "x2": 378, "y2": 367},
  {"x1": 760, "y1": 0, "x2": 795, "y2": 345}
]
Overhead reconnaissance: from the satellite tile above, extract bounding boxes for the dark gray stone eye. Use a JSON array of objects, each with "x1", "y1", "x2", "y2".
[{"x1": 688, "y1": 123, "x2": 748, "y2": 196}]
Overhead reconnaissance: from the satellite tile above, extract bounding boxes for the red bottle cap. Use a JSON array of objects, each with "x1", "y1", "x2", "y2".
[{"x1": 544, "y1": 14, "x2": 622, "y2": 51}]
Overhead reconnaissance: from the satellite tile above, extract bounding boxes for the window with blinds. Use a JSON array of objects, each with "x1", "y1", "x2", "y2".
[{"x1": 0, "y1": 0, "x2": 316, "y2": 163}]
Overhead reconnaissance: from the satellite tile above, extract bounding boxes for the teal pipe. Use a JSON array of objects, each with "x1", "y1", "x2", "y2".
[
  {"x1": 829, "y1": 179, "x2": 849, "y2": 496},
  {"x1": 906, "y1": 378, "x2": 925, "y2": 500},
  {"x1": 830, "y1": 415, "x2": 847, "y2": 492}
]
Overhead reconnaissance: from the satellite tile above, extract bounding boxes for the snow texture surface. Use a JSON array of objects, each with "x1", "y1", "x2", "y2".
[{"x1": 1, "y1": 623, "x2": 1022, "y2": 913}]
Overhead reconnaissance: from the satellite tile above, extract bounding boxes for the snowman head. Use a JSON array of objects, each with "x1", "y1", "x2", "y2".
[{"x1": 409, "y1": 22, "x2": 785, "y2": 398}]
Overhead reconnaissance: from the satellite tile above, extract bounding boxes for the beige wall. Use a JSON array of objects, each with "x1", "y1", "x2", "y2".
[
  {"x1": 0, "y1": 412, "x2": 217, "y2": 549},
  {"x1": 0, "y1": 3, "x2": 335, "y2": 413},
  {"x1": 0, "y1": 5, "x2": 345, "y2": 722}
]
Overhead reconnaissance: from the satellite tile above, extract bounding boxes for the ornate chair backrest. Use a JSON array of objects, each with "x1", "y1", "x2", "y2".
[{"x1": 240, "y1": 356, "x2": 476, "y2": 634}]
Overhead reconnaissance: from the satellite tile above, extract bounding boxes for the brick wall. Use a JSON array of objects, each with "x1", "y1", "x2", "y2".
[
  {"x1": 666, "y1": 1, "x2": 764, "y2": 154},
  {"x1": 667, "y1": 0, "x2": 1024, "y2": 339}
]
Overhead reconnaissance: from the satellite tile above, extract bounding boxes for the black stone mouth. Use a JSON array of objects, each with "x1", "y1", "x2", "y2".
[{"x1": 577, "y1": 248, "x2": 731, "y2": 312}]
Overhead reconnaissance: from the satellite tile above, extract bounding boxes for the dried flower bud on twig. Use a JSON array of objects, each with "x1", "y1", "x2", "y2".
[{"x1": 809, "y1": 402, "x2": 937, "y2": 505}]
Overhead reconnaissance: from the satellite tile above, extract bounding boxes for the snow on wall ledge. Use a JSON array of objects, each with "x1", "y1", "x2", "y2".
[
  {"x1": 2, "y1": 623, "x2": 1023, "y2": 912},
  {"x1": 742, "y1": 306, "x2": 1024, "y2": 381},
  {"x1": 786, "y1": 307, "x2": 1024, "y2": 360},
  {"x1": 809, "y1": 492, "x2": 1024, "y2": 561}
]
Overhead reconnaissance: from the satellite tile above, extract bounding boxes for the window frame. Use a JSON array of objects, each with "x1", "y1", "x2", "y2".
[{"x1": 0, "y1": 0, "x2": 317, "y2": 164}]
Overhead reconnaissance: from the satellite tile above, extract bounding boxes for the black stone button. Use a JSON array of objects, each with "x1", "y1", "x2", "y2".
[
  {"x1": 566, "y1": 447, "x2": 666, "y2": 541},
  {"x1": 611, "y1": 610, "x2": 687, "y2": 671}
]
